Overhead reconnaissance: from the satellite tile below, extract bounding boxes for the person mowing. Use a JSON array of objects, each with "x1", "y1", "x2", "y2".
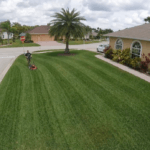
[{"x1": 25, "y1": 50, "x2": 32, "y2": 66}]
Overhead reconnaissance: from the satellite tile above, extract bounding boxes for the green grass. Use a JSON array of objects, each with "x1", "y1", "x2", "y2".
[
  {"x1": 0, "y1": 50, "x2": 150, "y2": 150},
  {"x1": 57, "y1": 40, "x2": 101, "y2": 45},
  {"x1": 0, "y1": 39, "x2": 40, "y2": 48}
]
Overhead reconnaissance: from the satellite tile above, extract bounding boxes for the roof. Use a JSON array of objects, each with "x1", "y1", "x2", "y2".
[
  {"x1": 28, "y1": 25, "x2": 50, "y2": 34},
  {"x1": 19, "y1": 33, "x2": 26, "y2": 36},
  {"x1": 104, "y1": 23, "x2": 150, "y2": 41},
  {"x1": 91, "y1": 31, "x2": 98, "y2": 36}
]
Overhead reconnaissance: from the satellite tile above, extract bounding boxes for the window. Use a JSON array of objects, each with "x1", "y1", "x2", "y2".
[
  {"x1": 115, "y1": 39, "x2": 123, "y2": 50},
  {"x1": 131, "y1": 41, "x2": 141, "y2": 58},
  {"x1": 3, "y1": 35, "x2": 4, "y2": 39}
]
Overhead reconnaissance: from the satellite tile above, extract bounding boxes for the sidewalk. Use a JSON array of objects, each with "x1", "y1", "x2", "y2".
[
  {"x1": 95, "y1": 55, "x2": 150, "y2": 83},
  {"x1": 0, "y1": 57, "x2": 16, "y2": 82}
]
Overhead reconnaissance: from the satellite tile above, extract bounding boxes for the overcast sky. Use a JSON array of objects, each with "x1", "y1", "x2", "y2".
[{"x1": 0, "y1": 0, "x2": 149, "y2": 31}]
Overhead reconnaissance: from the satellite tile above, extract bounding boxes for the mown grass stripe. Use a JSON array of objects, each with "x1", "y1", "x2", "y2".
[
  {"x1": 34, "y1": 52, "x2": 150, "y2": 148},
  {"x1": 36, "y1": 59, "x2": 95, "y2": 149},
  {"x1": 0, "y1": 51, "x2": 150, "y2": 149},
  {"x1": 34, "y1": 54, "x2": 137, "y2": 148},
  {"x1": 50, "y1": 53, "x2": 150, "y2": 117}
]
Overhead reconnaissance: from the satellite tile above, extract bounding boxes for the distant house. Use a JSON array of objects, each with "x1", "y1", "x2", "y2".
[
  {"x1": 0, "y1": 28, "x2": 13, "y2": 39},
  {"x1": 90, "y1": 30, "x2": 98, "y2": 39},
  {"x1": 104, "y1": 23, "x2": 150, "y2": 60},
  {"x1": 19, "y1": 33, "x2": 26, "y2": 37},
  {"x1": 27, "y1": 25, "x2": 55, "y2": 43},
  {"x1": 84, "y1": 32, "x2": 90, "y2": 39}
]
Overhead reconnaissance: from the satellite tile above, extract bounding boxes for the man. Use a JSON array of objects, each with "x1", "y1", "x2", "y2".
[{"x1": 25, "y1": 50, "x2": 32, "y2": 65}]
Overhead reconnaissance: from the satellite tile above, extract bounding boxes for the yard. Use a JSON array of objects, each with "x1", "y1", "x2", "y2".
[
  {"x1": 57, "y1": 40, "x2": 101, "y2": 45},
  {"x1": 0, "y1": 39, "x2": 40, "y2": 48},
  {"x1": 0, "y1": 50, "x2": 150, "y2": 150}
]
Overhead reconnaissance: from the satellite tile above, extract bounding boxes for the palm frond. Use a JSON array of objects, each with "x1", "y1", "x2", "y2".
[{"x1": 49, "y1": 8, "x2": 86, "y2": 52}]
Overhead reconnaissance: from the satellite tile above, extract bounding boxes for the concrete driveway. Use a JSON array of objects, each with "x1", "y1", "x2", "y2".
[
  {"x1": 0, "y1": 41, "x2": 109, "y2": 82},
  {"x1": 36, "y1": 41, "x2": 65, "y2": 46}
]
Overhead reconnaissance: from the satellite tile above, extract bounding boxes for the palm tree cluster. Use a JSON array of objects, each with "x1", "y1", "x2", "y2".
[{"x1": 49, "y1": 8, "x2": 86, "y2": 53}]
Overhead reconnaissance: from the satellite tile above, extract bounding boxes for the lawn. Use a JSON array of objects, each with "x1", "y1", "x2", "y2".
[
  {"x1": 0, "y1": 50, "x2": 150, "y2": 150},
  {"x1": 0, "y1": 39, "x2": 40, "y2": 48},
  {"x1": 57, "y1": 40, "x2": 101, "y2": 45}
]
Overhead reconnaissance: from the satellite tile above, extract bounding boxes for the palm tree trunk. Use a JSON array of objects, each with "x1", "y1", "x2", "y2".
[{"x1": 65, "y1": 37, "x2": 70, "y2": 53}]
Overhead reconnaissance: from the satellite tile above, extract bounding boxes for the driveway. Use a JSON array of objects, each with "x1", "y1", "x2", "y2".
[
  {"x1": 0, "y1": 41, "x2": 109, "y2": 82},
  {"x1": 36, "y1": 41, "x2": 65, "y2": 46}
]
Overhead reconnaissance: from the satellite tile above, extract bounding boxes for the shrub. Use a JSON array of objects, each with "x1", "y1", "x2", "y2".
[
  {"x1": 24, "y1": 40, "x2": 33, "y2": 43},
  {"x1": 112, "y1": 49, "x2": 122, "y2": 62},
  {"x1": 112, "y1": 48, "x2": 131, "y2": 65},
  {"x1": 104, "y1": 48, "x2": 113, "y2": 59},
  {"x1": 140, "y1": 53, "x2": 150, "y2": 72},
  {"x1": 103, "y1": 46, "x2": 111, "y2": 53},
  {"x1": 119, "y1": 48, "x2": 131, "y2": 65},
  {"x1": 140, "y1": 61, "x2": 148, "y2": 72},
  {"x1": 58, "y1": 38, "x2": 63, "y2": 41},
  {"x1": 13, "y1": 36, "x2": 15, "y2": 42},
  {"x1": 0, "y1": 37, "x2": 3, "y2": 45},
  {"x1": 25, "y1": 33, "x2": 31, "y2": 41},
  {"x1": 130, "y1": 57, "x2": 141, "y2": 70}
]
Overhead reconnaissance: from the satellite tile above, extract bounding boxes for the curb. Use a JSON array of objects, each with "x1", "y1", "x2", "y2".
[{"x1": 0, "y1": 57, "x2": 16, "y2": 83}]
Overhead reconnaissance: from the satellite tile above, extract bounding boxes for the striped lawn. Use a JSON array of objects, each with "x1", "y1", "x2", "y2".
[{"x1": 0, "y1": 50, "x2": 150, "y2": 150}]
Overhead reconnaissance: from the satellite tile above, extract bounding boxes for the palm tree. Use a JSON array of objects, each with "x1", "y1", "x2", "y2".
[
  {"x1": 0, "y1": 20, "x2": 11, "y2": 44},
  {"x1": 0, "y1": 20, "x2": 16, "y2": 44},
  {"x1": 49, "y1": 8, "x2": 86, "y2": 53}
]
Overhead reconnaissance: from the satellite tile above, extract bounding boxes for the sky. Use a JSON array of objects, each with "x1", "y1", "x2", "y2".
[{"x1": 0, "y1": 0, "x2": 149, "y2": 31}]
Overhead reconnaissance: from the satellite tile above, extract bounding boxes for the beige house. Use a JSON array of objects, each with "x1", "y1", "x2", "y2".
[
  {"x1": 104, "y1": 23, "x2": 150, "y2": 60},
  {"x1": 28, "y1": 25, "x2": 55, "y2": 43}
]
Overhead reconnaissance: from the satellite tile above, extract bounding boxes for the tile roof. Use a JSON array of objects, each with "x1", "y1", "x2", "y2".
[
  {"x1": 28, "y1": 25, "x2": 50, "y2": 34},
  {"x1": 104, "y1": 23, "x2": 150, "y2": 41}
]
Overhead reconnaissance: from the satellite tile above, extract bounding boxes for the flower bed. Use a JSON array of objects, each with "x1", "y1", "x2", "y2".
[{"x1": 104, "y1": 46, "x2": 150, "y2": 75}]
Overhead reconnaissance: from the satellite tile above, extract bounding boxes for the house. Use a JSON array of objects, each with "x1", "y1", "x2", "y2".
[
  {"x1": 91, "y1": 30, "x2": 98, "y2": 38},
  {"x1": 84, "y1": 32, "x2": 90, "y2": 39},
  {"x1": 27, "y1": 25, "x2": 55, "y2": 43},
  {"x1": 104, "y1": 23, "x2": 150, "y2": 60},
  {"x1": 0, "y1": 28, "x2": 13, "y2": 39}
]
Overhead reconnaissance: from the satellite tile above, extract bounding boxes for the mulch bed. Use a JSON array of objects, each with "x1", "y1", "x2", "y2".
[{"x1": 58, "y1": 53, "x2": 76, "y2": 56}]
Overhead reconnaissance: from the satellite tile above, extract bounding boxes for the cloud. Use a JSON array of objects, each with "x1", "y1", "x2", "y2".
[
  {"x1": 83, "y1": 0, "x2": 147, "y2": 12},
  {"x1": 120, "y1": 1, "x2": 146, "y2": 11},
  {"x1": 0, "y1": 0, "x2": 150, "y2": 31},
  {"x1": 17, "y1": 2, "x2": 30, "y2": 8},
  {"x1": 83, "y1": 0, "x2": 112, "y2": 12}
]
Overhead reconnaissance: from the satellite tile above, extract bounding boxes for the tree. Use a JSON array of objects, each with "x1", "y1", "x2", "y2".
[
  {"x1": 11, "y1": 27, "x2": 17, "y2": 42},
  {"x1": 98, "y1": 28, "x2": 113, "y2": 39},
  {"x1": 84, "y1": 26, "x2": 92, "y2": 39},
  {"x1": 49, "y1": 8, "x2": 86, "y2": 53},
  {"x1": 0, "y1": 20, "x2": 16, "y2": 44},
  {"x1": 25, "y1": 33, "x2": 31, "y2": 41},
  {"x1": 144, "y1": 16, "x2": 150, "y2": 23}
]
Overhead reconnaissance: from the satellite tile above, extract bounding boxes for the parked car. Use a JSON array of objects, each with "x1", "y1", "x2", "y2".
[{"x1": 97, "y1": 44, "x2": 109, "y2": 52}]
